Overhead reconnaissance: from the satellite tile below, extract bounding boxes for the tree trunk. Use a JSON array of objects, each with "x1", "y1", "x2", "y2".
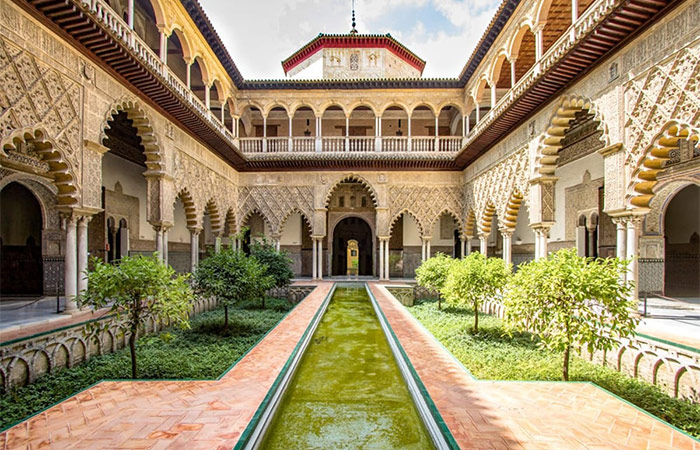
[
  {"x1": 224, "y1": 305, "x2": 229, "y2": 328},
  {"x1": 129, "y1": 328, "x2": 137, "y2": 379},
  {"x1": 474, "y1": 307, "x2": 479, "y2": 333},
  {"x1": 438, "y1": 293, "x2": 441, "y2": 310},
  {"x1": 262, "y1": 296, "x2": 265, "y2": 309},
  {"x1": 563, "y1": 344, "x2": 571, "y2": 381}
]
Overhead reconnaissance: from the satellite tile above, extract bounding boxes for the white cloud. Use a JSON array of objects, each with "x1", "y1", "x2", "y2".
[{"x1": 197, "y1": 0, "x2": 500, "y2": 79}]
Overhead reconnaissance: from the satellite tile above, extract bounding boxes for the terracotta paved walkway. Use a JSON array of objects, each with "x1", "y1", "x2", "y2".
[
  {"x1": 369, "y1": 283, "x2": 700, "y2": 450},
  {"x1": 1, "y1": 282, "x2": 333, "y2": 450},
  {"x1": 3, "y1": 281, "x2": 699, "y2": 449}
]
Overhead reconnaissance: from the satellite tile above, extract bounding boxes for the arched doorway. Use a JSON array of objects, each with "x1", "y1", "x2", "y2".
[
  {"x1": 0, "y1": 182, "x2": 43, "y2": 296},
  {"x1": 332, "y1": 217, "x2": 373, "y2": 276},
  {"x1": 664, "y1": 184, "x2": 700, "y2": 297}
]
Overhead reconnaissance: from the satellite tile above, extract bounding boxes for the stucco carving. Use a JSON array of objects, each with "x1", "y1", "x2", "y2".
[
  {"x1": 238, "y1": 185, "x2": 314, "y2": 235},
  {"x1": 389, "y1": 185, "x2": 463, "y2": 237}
]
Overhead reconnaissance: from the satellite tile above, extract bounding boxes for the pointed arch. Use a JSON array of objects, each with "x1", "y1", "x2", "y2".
[
  {"x1": 279, "y1": 207, "x2": 313, "y2": 235},
  {"x1": 203, "y1": 198, "x2": 222, "y2": 235},
  {"x1": 427, "y1": 208, "x2": 463, "y2": 237},
  {"x1": 239, "y1": 208, "x2": 274, "y2": 235},
  {"x1": 323, "y1": 174, "x2": 379, "y2": 207},
  {"x1": 534, "y1": 95, "x2": 609, "y2": 177},
  {"x1": 1, "y1": 127, "x2": 79, "y2": 206},
  {"x1": 389, "y1": 209, "x2": 424, "y2": 237},
  {"x1": 501, "y1": 190, "x2": 525, "y2": 230},
  {"x1": 175, "y1": 188, "x2": 198, "y2": 229},
  {"x1": 100, "y1": 98, "x2": 165, "y2": 175},
  {"x1": 627, "y1": 121, "x2": 700, "y2": 208},
  {"x1": 478, "y1": 202, "x2": 497, "y2": 236}
]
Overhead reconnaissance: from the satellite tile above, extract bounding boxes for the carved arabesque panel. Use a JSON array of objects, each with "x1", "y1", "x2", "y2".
[
  {"x1": 238, "y1": 185, "x2": 314, "y2": 235},
  {"x1": 389, "y1": 185, "x2": 463, "y2": 236}
]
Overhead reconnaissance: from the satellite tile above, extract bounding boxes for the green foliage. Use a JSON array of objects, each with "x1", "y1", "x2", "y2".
[
  {"x1": 415, "y1": 253, "x2": 455, "y2": 309},
  {"x1": 250, "y1": 239, "x2": 294, "y2": 288},
  {"x1": 408, "y1": 301, "x2": 700, "y2": 439},
  {"x1": 441, "y1": 252, "x2": 510, "y2": 332},
  {"x1": 0, "y1": 302, "x2": 292, "y2": 431},
  {"x1": 194, "y1": 248, "x2": 275, "y2": 321},
  {"x1": 503, "y1": 248, "x2": 638, "y2": 381},
  {"x1": 78, "y1": 254, "x2": 193, "y2": 378}
]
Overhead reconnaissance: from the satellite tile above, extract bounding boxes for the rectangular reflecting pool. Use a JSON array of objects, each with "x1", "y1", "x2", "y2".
[{"x1": 259, "y1": 285, "x2": 435, "y2": 449}]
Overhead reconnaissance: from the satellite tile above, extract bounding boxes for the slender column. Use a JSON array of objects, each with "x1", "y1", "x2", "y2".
[
  {"x1": 190, "y1": 229, "x2": 200, "y2": 272},
  {"x1": 215, "y1": 236, "x2": 222, "y2": 253},
  {"x1": 460, "y1": 237, "x2": 466, "y2": 258},
  {"x1": 501, "y1": 229, "x2": 513, "y2": 266},
  {"x1": 587, "y1": 225, "x2": 597, "y2": 258},
  {"x1": 345, "y1": 116, "x2": 350, "y2": 151},
  {"x1": 614, "y1": 217, "x2": 627, "y2": 260},
  {"x1": 262, "y1": 115, "x2": 268, "y2": 153},
  {"x1": 127, "y1": 0, "x2": 134, "y2": 29},
  {"x1": 626, "y1": 217, "x2": 642, "y2": 301},
  {"x1": 426, "y1": 238, "x2": 432, "y2": 259},
  {"x1": 316, "y1": 117, "x2": 322, "y2": 152},
  {"x1": 186, "y1": 61, "x2": 192, "y2": 89},
  {"x1": 375, "y1": 116, "x2": 382, "y2": 152},
  {"x1": 465, "y1": 235, "x2": 473, "y2": 256},
  {"x1": 421, "y1": 239, "x2": 426, "y2": 262},
  {"x1": 233, "y1": 117, "x2": 239, "y2": 137},
  {"x1": 288, "y1": 116, "x2": 293, "y2": 151},
  {"x1": 479, "y1": 234, "x2": 488, "y2": 256},
  {"x1": 571, "y1": 0, "x2": 579, "y2": 22},
  {"x1": 162, "y1": 228, "x2": 169, "y2": 265},
  {"x1": 510, "y1": 59, "x2": 516, "y2": 86},
  {"x1": 312, "y1": 237, "x2": 318, "y2": 279},
  {"x1": 407, "y1": 115, "x2": 412, "y2": 151},
  {"x1": 385, "y1": 239, "x2": 390, "y2": 279},
  {"x1": 64, "y1": 216, "x2": 78, "y2": 313},
  {"x1": 276, "y1": 239, "x2": 281, "y2": 252},
  {"x1": 475, "y1": 103, "x2": 480, "y2": 123},
  {"x1": 317, "y1": 238, "x2": 323, "y2": 280},
  {"x1": 379, "y1": 239, "x2": 385, "y2": 280},
  {"x1": 533, "y1": 225, "x2": 551, "y2": 260},
  {"x1": 154, "y1": 226, "x2": 163, "y2": 260},
  {"x1": 205, "y1": 84, "x2": 211, "y2": 109},
  {"x1": 434, "y1": 116, "x2": 439, "y2": 151},
  {"x1": 490, "y1": 84, "x2": 497, "y2": 109},
  {"x1": 159, "y1": 32, "x2": 168, "y2": 62},
  {"x1": 465, "y1": 114, "x2": 470, "y2": 134},
  {"x1": 535, "y1": 27, "x2": 544, "y2": 61},
  {"x1": 77, "y1": 216, "x2": 89, "y2": 301}
]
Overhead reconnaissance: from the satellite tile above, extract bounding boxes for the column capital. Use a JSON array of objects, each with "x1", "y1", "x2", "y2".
[
  {"x1": 188, "y1": 226, "x2": 203, "y2": 235},
  {"x1": 421, "y1": 235, "x2": 432, "y2": 242},
  {"x1": 498, "y1": 227, "x2": 514, "y2": 237}
]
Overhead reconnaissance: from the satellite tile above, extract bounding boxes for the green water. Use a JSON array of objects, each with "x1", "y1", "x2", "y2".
[{"x1": 260, "y1": 285, "x2": 435, "y2": 449}]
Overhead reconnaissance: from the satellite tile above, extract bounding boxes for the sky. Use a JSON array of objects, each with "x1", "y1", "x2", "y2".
[{"x1": 197, "y1": 0, "x2": 501, "y2": 80}]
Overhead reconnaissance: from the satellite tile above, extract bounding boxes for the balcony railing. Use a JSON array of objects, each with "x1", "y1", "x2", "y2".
[{"x1": 239, "y1": 136, "x2": 465, "y2": 154}]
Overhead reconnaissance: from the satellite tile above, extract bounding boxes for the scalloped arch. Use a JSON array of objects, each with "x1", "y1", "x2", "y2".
[
  {"x1": 389, "y1": 209, "x2": 424, "y2": 237},
  {"x1": 101, "y1": 99, "x2": 165, "y2": 175},
  {"x1": 323, "y1": 174, "x2": 379, "y2": 208},
  {"x1": 1, "y1": 127, "x2": 80, "y2": 206}
]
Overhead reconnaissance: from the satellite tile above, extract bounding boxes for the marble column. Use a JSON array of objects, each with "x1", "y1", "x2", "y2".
[
  {"x1": 501, "y1": 229, "x2": 513, "y2": 266},
  {"x1": 421, "y1": 239, "x2": 426, "y2": 262},
  {"x1": 190, "y1": 228, "x2": 201, "y2": 273},
  {"x1": 587, "y1": 224, "x2": 597, "y2": 258},
  {"x1": 460, "y1": 237, "x2": 466, "y2": 258},
  {"x1": 215, "y1": 236, "x2": 222, "y2": 253},
  {"x1": 77, "y1": 216, "x2": 90, "y2": 300},
  {"x1": 626, "y1": 216, "x2": 643, "y2": 301},
  {"x1": 465, "y1": 236, "x2": 473, "y2": 256},
  {"x1": 379, "y1": 239, "x2": 385, "y2": 280},
  {"x1": 425, "y1": 238, "x2": 432, "y2": 259},
  {"x1": 317, "y1": 238, "x2": 323, "y2": 280},
  {"x1": 312, "y1": 237, "x2": 318, "y2": 280},
  {"x1": 154, "y1": 226, "x2": 163, "y2": 261},
  {"x1": 162, "y1": 228, "x2": 169, "y2": 265},
  {"x1": 479, "y1": 234, "x2": 488, "y2": 256},
  {"x1": 64, "y1": 216, "x2": 78, "y2": 313},
  {"x1": 384, "y1": 239, "x2": 390, "y2": 281}
]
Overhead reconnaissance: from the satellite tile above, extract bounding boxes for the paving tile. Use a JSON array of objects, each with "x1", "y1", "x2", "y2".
[{"x1": 368, "y1": 283, "x2": 700, "y2": 450}]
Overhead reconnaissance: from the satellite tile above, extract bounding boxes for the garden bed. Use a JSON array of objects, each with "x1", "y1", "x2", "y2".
[
  {"x1": 0, "y1": 298, "x2": 293, "y2": 430},
  {"x1": 407, "y1": 300, "x2": 700, "y2": 439}
]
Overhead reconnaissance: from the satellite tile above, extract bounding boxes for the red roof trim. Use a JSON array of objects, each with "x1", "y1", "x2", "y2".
[{"x1": 282, "y1": 35, "x2": 426, "y2": 75}]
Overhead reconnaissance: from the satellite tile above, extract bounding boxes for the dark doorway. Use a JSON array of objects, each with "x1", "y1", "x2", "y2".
[
  {"x1": 664, "y1": 184, "x2": 700, "y2": 297},
  {"x1": 332, "y1": 217, "x2": 372, "y2": 276},
  {"x1": 1, "y1": 182, "x2": 43, "y2": 296}
]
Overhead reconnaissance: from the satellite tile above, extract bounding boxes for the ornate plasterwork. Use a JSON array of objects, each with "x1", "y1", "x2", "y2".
[
  {"x1": 237, "y1": 185, "x2": 314, "y2": 235},
  {"x1": 624, "y1": 41, "x2": 700, "y2": 207},
  {"x1": 388, "y1": 185, "x2": 463, "y2": 237},
  {"x1": 465, "y1": 146, "x2": 530, "y2": 231},
  {"x1": 0, "y1": 36, "x2": 82, "y2": 205}
]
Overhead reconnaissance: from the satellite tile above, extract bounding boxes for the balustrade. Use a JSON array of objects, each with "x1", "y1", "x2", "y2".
[{"x1": 381, "y1": 137, "x2": 408, "y2": 152}]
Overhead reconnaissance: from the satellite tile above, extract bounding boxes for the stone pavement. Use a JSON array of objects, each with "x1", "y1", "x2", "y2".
[
  {"x1": 2, "y1": 281, "x2": 698, "y2": 449},
  {"x1": 0, "y1": 282, "x2": 333, "y2": 449},
  {"x1": 369, "y1": 283, "x2": 699, "y2": 450},
  {"x1": 636, "y1": 296, "x2": 700, "y2": 349}
]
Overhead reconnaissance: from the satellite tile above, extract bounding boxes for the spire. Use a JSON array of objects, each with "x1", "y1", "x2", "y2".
[{"x1": 350, "y1": 0, "x2": 358, "y2": 34}]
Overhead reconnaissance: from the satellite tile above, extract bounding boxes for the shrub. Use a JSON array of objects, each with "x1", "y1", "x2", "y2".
[
  {"x1": 415, "y1": 253, "x2": 455, "y2": 309},
  {"x1": 194, "y1": 248, "x2": 274, "y2": 326},
  {"x1": 503, "y1": 248, "x2": 638, "y2": 381},
  {"x1": 441, "y1": 252, "x2": 510, "y2": 332},
  {"x1": 78, "y1": 254, "x2": 193, "y2": 379},
  {"x1": 250, "y1": 239, "x2": 294, "y2": 290}
]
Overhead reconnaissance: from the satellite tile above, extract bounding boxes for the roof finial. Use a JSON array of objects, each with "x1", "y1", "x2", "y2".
[{"x1": 350, "y1": 0, "x2": 358, "y2": 34}]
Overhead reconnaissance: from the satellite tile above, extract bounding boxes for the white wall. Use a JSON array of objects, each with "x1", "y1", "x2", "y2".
[
  {"x1": 432, "y1": 214, "x2": 456, "y2": 246},
  {"x1": 169, "y1": 198, "x2": 190, "y2": 243},
  {"x1": 551, "y1": 152, "x2": 604, "y2": 242},
  {"x1": 402, "y1": 214, "x2": 422, "y2": 245},
  {"x1": 665, "y1": 184, "x2": 700, "y2": 244},
  {"x1": 280, "y1": 213, "x2": 303, "y2": 245},
  {"x1": 102, "y1": 153, "x2": 154, "y2": 241},
  {"x1": 513, "y1": 204, "x2": 535, "y2": 244}
]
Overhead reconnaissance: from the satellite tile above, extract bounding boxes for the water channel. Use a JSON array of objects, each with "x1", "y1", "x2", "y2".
[{"x1": 260, "y1": 285, "x2": 435, "y2": 449}]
